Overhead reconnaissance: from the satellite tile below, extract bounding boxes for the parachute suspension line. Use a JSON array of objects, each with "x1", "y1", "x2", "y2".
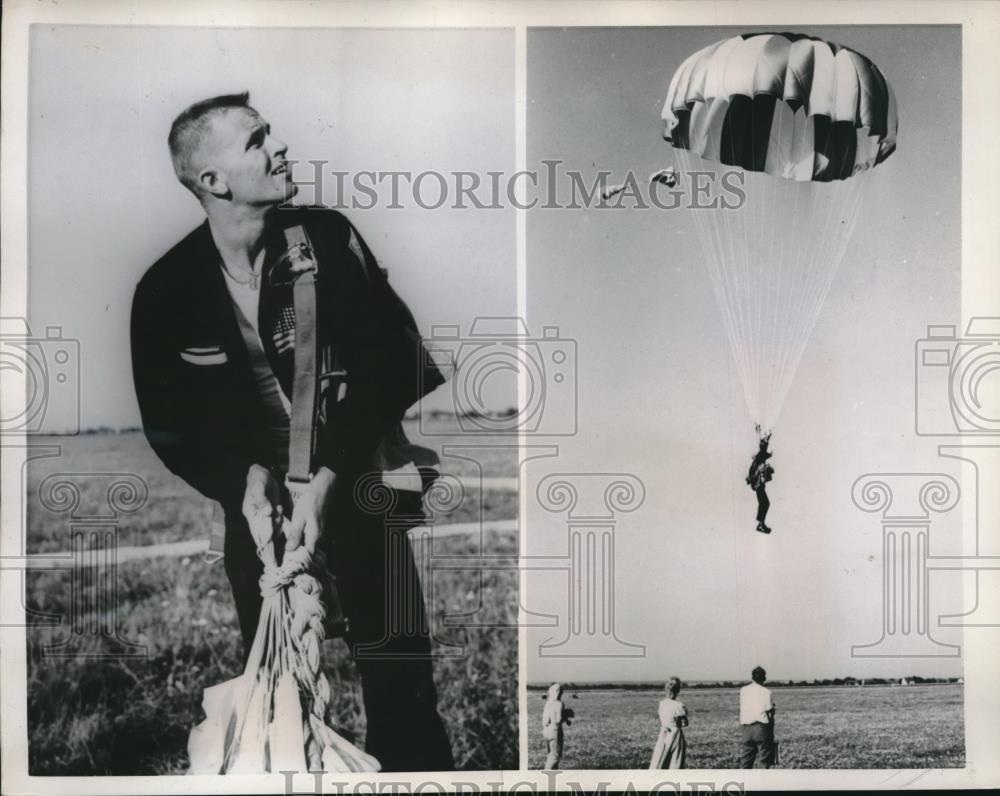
[
  {"x1": 782, "y1": 174, "x2": 867, "y2": 412},
  {"x1": 724, "y1": 121, "x2": 756, "y2": 423},
  {"x1": 706, "y1": 152, "x2": 755, "y2": 419},
  {"x1": 767, "y1": 173, "x2": 824, "y2": 428},
  {"x1": 775, "y1": 112, "x2": 866, "y2": 419},
  {"x1": 743, "y1": 141, "x2": 760, "y2": 427},
  {"x1": 664, "y1": 32, "x2": 897, "y2": 432},
  {"x1": 759, "y1": 105, "x2": 783, "y2": 431},
  {"x1": 769, "y1": 126, "x2": 813, "y2": 428},
  {"x1": 765, "y1": 169, "x2": 865, "y2": 428},
  {"x1": 709, "y1": 143, "x2": 753, "y2": 419},
  {"x1": 675, "y1": 153, "x2": 727, "y2": 388},
  {"x1": 730, "y1": 143, "x2": 753, "y2": 421},
  {"x1": 769, "y1": 172, "x2": 867, "y2": 423},
  {"x1": 787, "y1": 175, "x2": 828, "y2": 418},
  {"x1": 677, "y1": 148, "x2": 758, "y2": 422},
  {"x1": 756, "y1": 102, "x2": 780, "y2": 431},
  {"x1": 778, "y1": 173, "x2": 862, "y2": 422},
  {"x1": 764, "y1": 107, "x2": 806, "y2": 428},
  {"x1": 677, "y1": 144, "x2": 870, "y2": 431},
  {"x1": 724, "y1": 160, "x2": 758, "y2": 421},
  {"x1": 744, "y1": 103, "x2": 760, "y2": 427},
  {"x1": 759, "y1": 136, "x2": 781, "y2": 427},
  {"x1": 767, "y1": 174, "x2": 829, "y2": 426},
  {"x1": 734, "y1": 135, "x2": 763, "y2": 426},
  {"x1": 763, "y1": 154, "x2": 797, "y2": 428}
]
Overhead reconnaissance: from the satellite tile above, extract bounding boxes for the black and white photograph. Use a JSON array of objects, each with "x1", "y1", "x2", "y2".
[
  {"x1": 8, "y1": 19, "x2": 517, "y2": 778},
  {"x1": 523, "y1": 23, "x2": 971, "y2": 771},
  {"x1": 2, "y1": 2, "x2": 999, "y2": 795}
]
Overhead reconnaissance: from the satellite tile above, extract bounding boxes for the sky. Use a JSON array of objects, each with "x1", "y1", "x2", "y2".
[
  {"x1": 523, "y1": 25, "x2": 965, "y2": 682},
  {"x1": 26, "y1": 25, "x2": 515, "y2": 430}
]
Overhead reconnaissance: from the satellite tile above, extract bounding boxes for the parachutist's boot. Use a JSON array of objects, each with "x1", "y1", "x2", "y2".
[{"x1": 756, "y1": 522, "x2": 771, "y2": 534}]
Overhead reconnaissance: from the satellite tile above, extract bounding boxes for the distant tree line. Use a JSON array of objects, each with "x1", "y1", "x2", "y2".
[
  {"x1": 78, "y1": 426, "x2": 143, "y2": 435},
  {"x1": 416, "y1": 408, "x2": 519, "y2": 420},
  {"x1": 80, "y1": 409, "x2": 523, "y2": 434},
  {"x1": 527, "y1": 676, "x2": 962, "y2": 692}
]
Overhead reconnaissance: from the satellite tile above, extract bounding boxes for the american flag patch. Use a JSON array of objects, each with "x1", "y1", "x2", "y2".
[{"x1": 272, "y1": 305, "x2": 296, "y2": 338}]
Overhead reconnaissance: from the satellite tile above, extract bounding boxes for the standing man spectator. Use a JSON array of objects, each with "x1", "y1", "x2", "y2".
[
  {"x1": 130, "y1": 92, "x2": 452, "y2": 771},
  {"x1": 739, "y1": 665, "x2": 777, "y2": 768}
]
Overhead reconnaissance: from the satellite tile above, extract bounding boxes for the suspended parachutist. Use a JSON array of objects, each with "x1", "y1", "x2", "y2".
[
  {"x1": 746, "y1": 423, "x2": 774, "y2": 535},
  {"x1": 600, "y1": 167, "x2": 679, "y2": 201}
]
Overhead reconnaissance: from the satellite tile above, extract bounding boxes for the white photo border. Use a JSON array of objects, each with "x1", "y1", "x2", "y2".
[{"x1": 2, "y1": 0, "x2": 998, "y2": 793}]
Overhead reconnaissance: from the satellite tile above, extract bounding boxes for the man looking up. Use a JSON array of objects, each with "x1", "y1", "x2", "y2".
[
  {"x1": 739, "y1": 665, "x2": 777, "y2": 768},
  {"x1": 130, "y1": 92, "x2": 453, "y2": 771}
]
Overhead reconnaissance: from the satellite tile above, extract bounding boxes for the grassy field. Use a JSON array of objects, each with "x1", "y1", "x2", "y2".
[
  {"x1": 527, "y1": 685, "x2": 964, "y2": 769},
  {"x1": 25, "y1": 419, "x2": 518, "y2": 773},
  {"x1": 26, "y1": 419, "x2": 517, "y2": 553}
]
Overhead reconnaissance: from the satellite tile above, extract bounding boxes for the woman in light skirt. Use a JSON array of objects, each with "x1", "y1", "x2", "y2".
[
  {"x1": 649, "y1": 677, "x2": 688, "y2": 769},
  {"x1": 542, "y1": 683, "x2": 571, "y2": 769}
]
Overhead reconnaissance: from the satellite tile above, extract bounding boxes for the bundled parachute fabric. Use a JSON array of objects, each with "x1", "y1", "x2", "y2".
[{"x1": 187, "y1": 518, "x2": 380, "y2": 774}]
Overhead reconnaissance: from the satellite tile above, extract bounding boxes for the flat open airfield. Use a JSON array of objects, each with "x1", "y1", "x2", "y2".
[{"x1": 528, "y1": 684, "x2": 964, "y2": 769}]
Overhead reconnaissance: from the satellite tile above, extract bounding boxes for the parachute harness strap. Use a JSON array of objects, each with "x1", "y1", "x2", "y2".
[{"x1": 230, "y1": 224, "x2": 370, "y2": 772}]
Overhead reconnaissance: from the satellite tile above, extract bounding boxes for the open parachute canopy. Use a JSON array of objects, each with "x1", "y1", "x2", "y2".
[
  {"x1": 661, "y1": 32, "x2": 897, "y2": 430},
  {"x1": 662, "y1": 31, "x2": 898, "y2": 182}
]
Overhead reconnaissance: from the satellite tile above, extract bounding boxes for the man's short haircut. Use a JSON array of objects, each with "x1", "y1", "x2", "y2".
[
  {"x1": 168, "y1": 92, "x2": 252, "y2": 196},
  {"x1": 666, "y1": 676, "x2": 681, "y2": 696},
  {"x1": 751, "y1": 666, "x2": 767, "y2": 684}
]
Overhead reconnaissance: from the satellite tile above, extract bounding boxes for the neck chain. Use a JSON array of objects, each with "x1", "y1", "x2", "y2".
[{"x1": 220, "y1": 258, "x2": 262, "y2": 290}]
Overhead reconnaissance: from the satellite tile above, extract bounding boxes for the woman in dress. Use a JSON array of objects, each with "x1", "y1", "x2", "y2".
[
  {"x1": 649, "y1": 677, "x2": 688, "y2": 769},
  {"x1": 541, "y1": 682, "x2": 571, "y2": 769}
]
